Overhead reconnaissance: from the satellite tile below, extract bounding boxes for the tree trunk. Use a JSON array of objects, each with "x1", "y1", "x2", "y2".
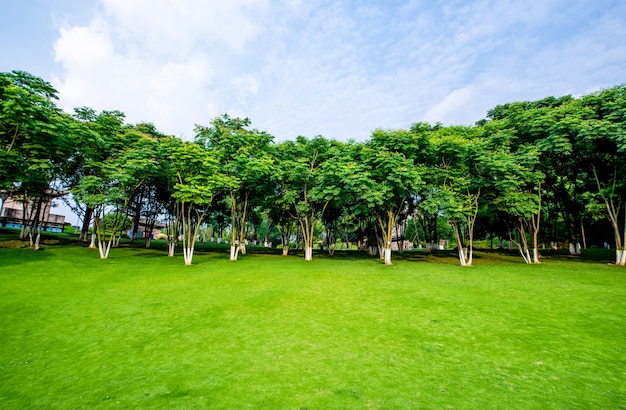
[
  {"x1": 80, "y1": 206, "x2": 93, "y2": 242},
  {"x1": 377, "y1": 210, "x2": 395, "y2": 264},
  {"x1": 516, "y1": 243, "x2": 531, "y2": 264},
  {"x1": 299, "y1": 212, "x2": 316, "y2": 261},
  {"x1": 328, "y1": 241, "x2": 336, "y2": 256},
  {"x1": 29, "y1": 198, "x2": 44, "y2": 249},
  {"x1": 230, "y1": 222, "x2": 238, "y2": 261},
  {"x1": 179, "y1": 203, "x2": 205, "y2": 266},
  {"x1": 304, "y1": 246, "x2": 313, "y2": 261},
  {"x1": 98, "y1": 238, "x2": 112, "y2": 259},
  {"x1": 458, "y1": 247, "x2": 468, "y2": 266},
  {"x1": 230, "y1": 245, "x2": 238, "y2": 261},
  {"x1": 568, "y1": 242, "x2": 576, "y2": 255},
  {"x1": 33, "y1": 231, "x2": 41, "y2": 251},
  {"x1": 532, "y1": 248, "x2": 540, "y2": 264},
  {"x1": 131, "y1": 199, "x2": 142, "y2": 243},
  {"x1": 452, "y1": 222, "x2": 470, "y2": 266},
  {"x1": 168, "y1": 237, "x2": 176, "y2": 257},
  {"x1": 383, "y1": 247, "x2": 392, "y2": 265},
  {"x1": 183, "y1": 247, "x2": 194, "y2": 265}
]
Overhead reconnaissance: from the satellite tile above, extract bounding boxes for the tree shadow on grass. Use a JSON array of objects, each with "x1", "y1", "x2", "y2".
[{"x1": 0, "y1": 246, "x2": 54, "y2": 268}]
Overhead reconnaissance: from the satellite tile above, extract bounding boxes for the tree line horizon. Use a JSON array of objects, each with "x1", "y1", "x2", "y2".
[{"x1": 1, "y1": 70, "x2": 625, "y2": 266}]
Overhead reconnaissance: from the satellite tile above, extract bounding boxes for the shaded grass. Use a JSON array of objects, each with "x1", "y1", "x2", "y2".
[{"x1": 0, "y1": 243, "x2": 625, "y2": 409}]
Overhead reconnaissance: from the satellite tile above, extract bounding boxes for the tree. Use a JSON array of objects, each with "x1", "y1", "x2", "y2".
[
  {"x1": 339, "y1": 131, "x2": 422, "y2": 265},
  {"x1": 578, "y1": 85, "x2": 626, "y2": 265},
  {"x1": 73, "y1": 124, "x2": 159, "y2": 258},
  {"x1": 124, "y1": 123, "x2": 171, "y2": 248},
  {"x1": 67, "y1": 109, "x2": 130, "y2": 244},
  {"x1": 486, "y1": 97, "x2": 587, "y2": 254},
  {"x1": 195, "y1": 115, "x2": 274, "y2": 260},
  {"x1": 274, "y1": 136, "x2": 337, "y2": 261},
  {"x1": 428, "y1": 126, "x2": 485, "y2": 266},
  {"x1": 476, "y1": 120, "x2": 545, "y2": 263},
  {"x1": 0, "y1": 70, "x2": 59, "y2": 169},
  {"x1": 166, "y1": 139, "x2": 231, "y2": 265},
  {"x1": 0, "y1": 71, "x2": 75, "y2": 249}
]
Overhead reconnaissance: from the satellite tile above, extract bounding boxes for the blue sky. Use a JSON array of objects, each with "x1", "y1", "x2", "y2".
[{"x1": 2, "y1": 0, "x2": 626, "y2": 142}]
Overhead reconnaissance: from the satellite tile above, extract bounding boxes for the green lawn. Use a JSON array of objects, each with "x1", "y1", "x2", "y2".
[{"x1": 1, "y1": 240, "x2": 625, "y2": 409}]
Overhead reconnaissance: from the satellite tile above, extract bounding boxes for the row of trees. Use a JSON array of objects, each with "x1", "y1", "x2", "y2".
[{"x1": 1, "y1": 70, "x2": 625, "y2": 265}]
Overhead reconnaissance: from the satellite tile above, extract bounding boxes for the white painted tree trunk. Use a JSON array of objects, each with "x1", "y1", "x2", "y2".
[
  {"x1": 569, "y1": 243, "x2": 576, "y2": 255},
  {"x1": 98, "y1": 239, "x2": 112, "y2": 259},
  {"x1": 183, "y1": 247, "x2": 194, "y2": 265},
  {"x1": 517, "y1": 243, "x2": 531, "y2": 264},
  {"x1": 458, "y1": 247, "x2": 469, "y2": 266},
  {"x1": 304, "y1": 246, "x2": 313, "y2": 261},
  {"x1": 168, "y1": 240, "x2": 175, "y2": 257},
  {"x1": 89, "y1": 232, "x2": 97, "y2": 249},
  {"x1": 230, "y1": 245, "x2": 238, "y2": 261},
  {"x1": 19, "y1": 225, "x2": 28, "y2": 240},
  {"x1": 282, "y1": 245, "x2": 289, "y2": 256},
  {"x1": 532, "y1": 248, "x2": 540, "y2": 264},
  {"x1": 616, "y1": 249, "x2": 626, "y2": 266},
  {"x1": 33, "y1": 231, "x2": 41, "y2": 251},
  {"x1": 383, "y1": 248, "x2": 392, "y2": 265}
]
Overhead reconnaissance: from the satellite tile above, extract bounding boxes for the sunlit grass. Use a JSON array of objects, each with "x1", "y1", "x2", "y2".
[{"x1": 1, "y1": 240, "x2": 625, "y2": 408}]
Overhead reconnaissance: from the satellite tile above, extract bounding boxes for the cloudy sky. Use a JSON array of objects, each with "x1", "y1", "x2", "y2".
[{"x1": 2, "y1": 0, "x2": 625, "y2": 142}]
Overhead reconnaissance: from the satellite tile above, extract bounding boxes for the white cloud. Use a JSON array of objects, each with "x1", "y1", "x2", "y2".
[
  {"x1": 53, "y1": 18, "x2": 114, "y2": 69},
  {"x1": 45, "y1": 0, "x2": 626, "y2": 142},
  {"x1": 424, "y1": 88, "x2": 474, "y2": 125},
  {"x1": 100, "y1": 0, "x2": 267, "y2": 53},
  {"x1": 51, "y1": 0, "x2": 269, "y2": 139}
]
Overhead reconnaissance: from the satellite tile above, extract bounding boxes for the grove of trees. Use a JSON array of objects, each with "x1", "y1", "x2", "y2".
[{"x1": 2, "y1": 70, "x2": 625, "y2": 266}]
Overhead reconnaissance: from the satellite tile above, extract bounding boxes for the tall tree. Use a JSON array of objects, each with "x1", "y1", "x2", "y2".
[
  {"x1": 195, "y1": 115, "x2": 274, "y2": 260},
  {"x1": 67, "y1": 109, "x2": 130, "y2": 243},
  {"x1": 166, "y1": 139, "x2": 231, "y2": 265},
  {"x1": 476, "y1": 120, "x2": 545, "y2": 263},
  {"x1": 274, "y1": 136, "x2": 337, "y2": 261},
  {"x1": 124, "y1": 123, "x2": 171, "y2": 248},
  {"x1": 73, "y1": 128, "x2": 158, "y2": 259},
  {"x1": 0, "y1": 70, "x2": 75, "y2": 248},
  {"x1": 578, "y1": 85, "x2": 626, "y2": 265},
  {"x1": 428, "y1": 126, "x2": 484, "y2": 266},
  {"x1": 486, "y1": 96, "x2": 585, "y2": 254},
  {"x1": 339, "y1": 131, "x2": 422, "y2": 265}
]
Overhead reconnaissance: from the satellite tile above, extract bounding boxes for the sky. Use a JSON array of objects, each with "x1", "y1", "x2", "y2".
[{"x1": 2, "y1": 0, "x2": 626, "y2": 144}]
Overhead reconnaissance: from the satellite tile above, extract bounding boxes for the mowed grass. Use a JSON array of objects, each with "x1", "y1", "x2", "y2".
[{"x1": 0, "y1": 242, "x2": 625, "y2": 409}]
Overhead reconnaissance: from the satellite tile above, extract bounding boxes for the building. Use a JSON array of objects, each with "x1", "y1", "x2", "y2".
[{"x1": 0, "y1": 197, "x2": 66, "y2": 232}]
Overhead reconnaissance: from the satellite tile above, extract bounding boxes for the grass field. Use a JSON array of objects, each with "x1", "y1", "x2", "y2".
[{"x1": 1, "y1": 236, "x2": 625, "y2": 409}]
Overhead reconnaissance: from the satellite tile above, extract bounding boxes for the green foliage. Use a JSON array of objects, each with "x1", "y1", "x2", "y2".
[
  {"x1": 102, "y1": 213, "x2": 132, "y2": 231},
  {"x1": 3, "y1": 70, "x2": 626, "y2": 258}
]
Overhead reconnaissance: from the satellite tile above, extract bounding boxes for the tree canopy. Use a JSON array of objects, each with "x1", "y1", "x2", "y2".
[{"x1": 1, "y1": 70, "x2": 625, "y2": 265}]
